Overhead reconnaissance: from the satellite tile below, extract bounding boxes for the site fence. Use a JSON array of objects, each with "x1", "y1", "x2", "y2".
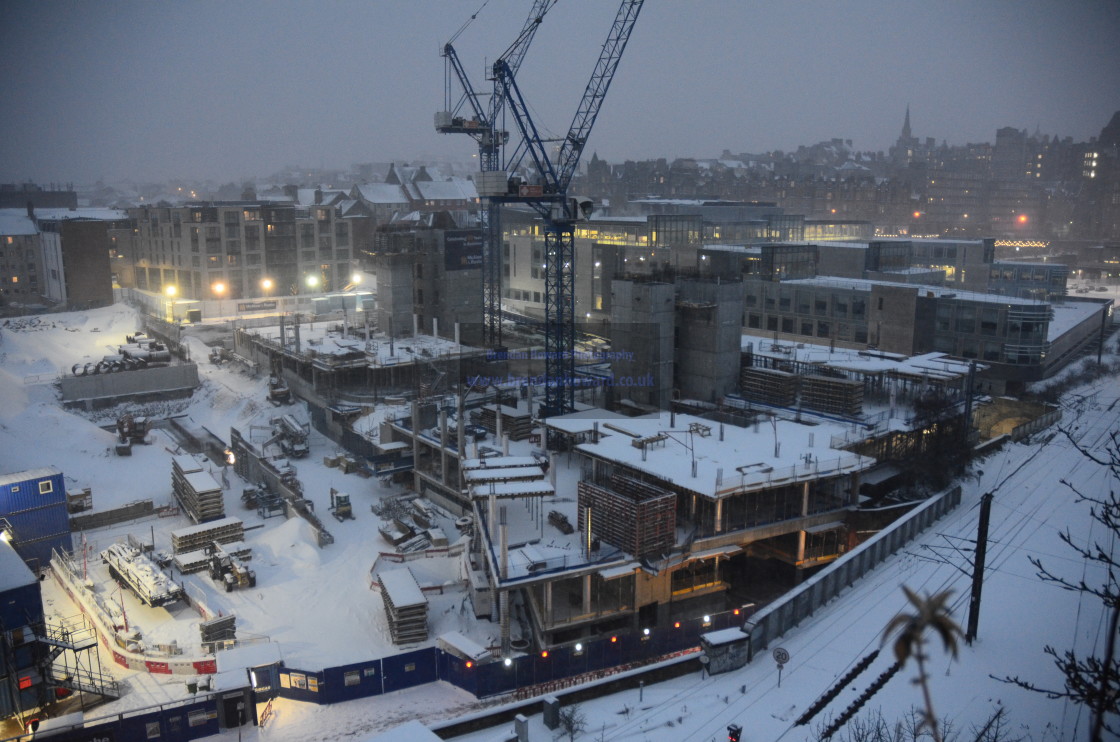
[
  {"x1": 0, "y1": 693, "x2": 239, "y2": 742},
  {"x1": 69, "y1": 499, "x2": 155, "y2": 531},
  {"x1": 271, "y1": 485, "x2": 962, "y2": 706}
]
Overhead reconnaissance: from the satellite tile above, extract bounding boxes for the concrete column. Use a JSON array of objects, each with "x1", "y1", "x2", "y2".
[
  {"x1": 500, "y1": 507, "x2": 510, "y2": 656},
  {"x1": 714, "y1": 498, "x2": 723, "y2": 534},
  {"x1": 439, "y1": 408, "x2": 448, "y2": 486},
  {"x1": 543, "y1": 581, "x2": 553, "y2": 626},
  {"x1": 582, "y1": 573, "x2": 592, "y2": 616},
  {"x1": 411, "y1": 400, "x2": 421, "y2": 494}
]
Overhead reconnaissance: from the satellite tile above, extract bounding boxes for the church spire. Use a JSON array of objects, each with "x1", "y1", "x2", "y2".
[{"x1": 901, "y1": 104, "x2": 912, "y2": 141}]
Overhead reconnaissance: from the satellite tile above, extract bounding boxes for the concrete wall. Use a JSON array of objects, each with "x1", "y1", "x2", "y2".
[
  {"x1": 675, "y1": 278, "x2": 744, "y2": 402},
  {"x1": 60, "y1": 363, "x2": 199, "y2": 405},
  {"x1": 610, "y1": 280, "x2": 675, "y2": 409},
  {"x1": 60, "y1": 220, "x2": 115, "y2": 308},
  {"x1": 373, "y1": 251, "x2": 416, "y2": 337},
  {"x1": 869, "y1": 283, "x2": 919, "y2": 353},
  {"x1": 816, "y1": 243, "x2": 866, "y2": 279}
]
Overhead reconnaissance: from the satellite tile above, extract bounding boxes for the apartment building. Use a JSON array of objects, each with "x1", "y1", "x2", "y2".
[
  {"x1": 125, "y1": 199, "x2": 366, "y2": 301},
  {"x1": 0, "y1": 207, "x2": 125, "y2": 311}
]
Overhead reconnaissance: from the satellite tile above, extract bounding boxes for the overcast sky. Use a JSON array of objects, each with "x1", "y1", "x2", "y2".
[{"x1": 1, "y1": 0, "x2": 1117, "y2": 186}]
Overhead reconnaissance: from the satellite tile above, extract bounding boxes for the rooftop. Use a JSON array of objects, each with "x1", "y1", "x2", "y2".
[{"x1": 558, "y1": 411, "x2": 875, "y2": 499}]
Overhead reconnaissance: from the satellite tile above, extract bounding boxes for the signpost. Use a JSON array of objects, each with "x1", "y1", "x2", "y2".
[{"x1": 773, "y1": 646, "x2": 790, "y2": 687}]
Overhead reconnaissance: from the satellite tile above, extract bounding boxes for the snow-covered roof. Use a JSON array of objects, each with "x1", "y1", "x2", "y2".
[
  {"x1": 0, "y1": 466, "x2": 60, "y2": 487},
  {"x1": 413, "y1": 179, "x2": 478, "y2": 202},
  {"x1": 0, "y1": 539, "x2": 35, "y2": 592},
  {"x1": 32, "y1": 207, "x2": 129, "y2": 222},
  {"x1": 571, "y1": 411, "x2": 875, "y2": 499},
  {"x1": 0, "y1": 210, "x2": 38, "y2": 236},
  {"x1": 437, "y1": 631, "x2": 489, "y2": 662},
  {"x1": 215, "y1": 641, "x2": 284, "y2": 672},
  {"x1": 701, "y1": 627, "x2": 748, "y2": 646},
  {"x1": 784, "y1": 276, "x2": 1051, "y2": 306},
  {"x1": 1049, "y1": 299, "x2": 1109, "y2": 340},
  {"x1": 353, "y1": 183, "x2": 409, "y2": 204},
  {"x1": 743, "y1": 335, "x2": 980, "y2": 380}
]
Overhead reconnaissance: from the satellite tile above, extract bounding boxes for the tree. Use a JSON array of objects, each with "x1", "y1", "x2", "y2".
[
  {"x1": 999, "y1": 427, "x2": 1120, "y2": 742},
  {"x1": 881, "y1": 587, "x2": 963, "y2": 742},
  {"x1": 815, "y1": 705, "x2": 1022, "y2": 742},
  {"x1": 557, "y1": 703, "x2": 588, "y2": 742}
]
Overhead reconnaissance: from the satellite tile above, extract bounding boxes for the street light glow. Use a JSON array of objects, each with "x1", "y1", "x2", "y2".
[
  {"x1": 212, "y1": 282, "x2": 226, "y2": 295},
  {"x1": 164, "y1": 285, "x2": 177, "y2": 297},
  {"x1": 306, "y1": 275, "x2": 320, "y2": 288}
]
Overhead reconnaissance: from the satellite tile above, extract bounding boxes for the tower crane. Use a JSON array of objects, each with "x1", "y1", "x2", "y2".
[
  {"x1": 436, "y1": 1, "x2": 557, "y2": 347},
  {"x1": 484, "y1": 0, "x2": 645, "y2": 418}
]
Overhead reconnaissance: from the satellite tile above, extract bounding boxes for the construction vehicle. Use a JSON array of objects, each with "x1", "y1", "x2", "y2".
[
  {"x1": 205, "y1": 541, "x2": 256, "y2": 592},
  {"x1": 267, "y1": 374, "x2": 292, "y2": 405},
  {"x1": 329, "y1": 488, "x2": 354, "y2": 522},
  {"x1": 265, "y1": 414, "x2": 310, "y2": 458},
  {"x1": 101, "y1": 543, "x2": 184, "y2": 607},
  {"x1": 116, "y1": 413, "x2": 150, "y2": 441}
]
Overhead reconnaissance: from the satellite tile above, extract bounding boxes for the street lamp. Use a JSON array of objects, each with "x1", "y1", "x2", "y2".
[
  {"x1": 261, "y1": 278, "x2": 273, "y2": 297},
  {"x1": 305, "y1": 274, "x2": 320, "y2": 291},
  {"x1": 212, "y1": 282, "x2": 226, "y2": 318},
  {"x1": 164, "y1": 284, "x2": 178, "y2": 322}
]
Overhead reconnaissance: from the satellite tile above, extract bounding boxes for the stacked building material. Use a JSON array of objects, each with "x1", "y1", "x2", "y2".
[
  {"x1": 171, "y1": 455, "x2": 226, "y2": 523},
  {"x1": 378, "y1": 567, "x2": 428, "y2": 645},
  {"x1": 800, "y1": 374, "x2": 864, "y2": 417},
  {"x1": 477, "y1": 404, "x2": 533, "y2": 441},
  {"x1": 739, "y1": 366, "x2": 799, "y2": 407},
  {"x1": 170, "y1": 516, "x2": 245, "y2": 554}
]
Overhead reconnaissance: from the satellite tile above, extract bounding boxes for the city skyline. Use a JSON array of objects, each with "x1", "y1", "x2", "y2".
[{"x1": 1, "y1": 0, "x2": 1117, "y2": 185}]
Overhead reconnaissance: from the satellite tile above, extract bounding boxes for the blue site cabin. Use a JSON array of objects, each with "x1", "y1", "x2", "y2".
[
  {"x1": 0, "y1": 537, "x2": 47, "y2": 720},
  {"x1": 0, "y1": 467, "x2": 72, "y2": 571}
]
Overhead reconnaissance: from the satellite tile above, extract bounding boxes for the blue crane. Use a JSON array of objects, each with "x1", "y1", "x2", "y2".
[
  {"x1": 437, "y1": 1, "x2": 557, "y2": 347},
  {"x1": 486, "y1": 0, "x2": 645, "y2": 417}
]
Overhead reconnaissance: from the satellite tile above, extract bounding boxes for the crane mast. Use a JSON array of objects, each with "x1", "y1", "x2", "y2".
[
  {"x1": 491, "y1": 0, "x2": 645, "y2": 417},
  {"x1": 437, "y1": 1, "x2": 556, "y2": 347}
]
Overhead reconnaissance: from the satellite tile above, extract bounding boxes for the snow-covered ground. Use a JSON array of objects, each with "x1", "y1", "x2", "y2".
[
  {"x1": 2, "y1": 303, "x2": 1118, "y2": 741},
  {"x1": 0, "y1": 304, "x2": 506, "y2": 718}
]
